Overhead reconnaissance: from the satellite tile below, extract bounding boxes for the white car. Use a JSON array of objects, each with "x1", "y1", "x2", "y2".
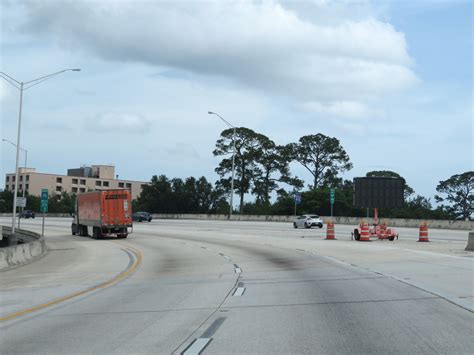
[{"x1": 293, "y1": 214, "x2": 324, "y2": 229}]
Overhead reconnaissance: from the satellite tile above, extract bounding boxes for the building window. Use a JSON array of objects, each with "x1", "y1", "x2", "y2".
[
  {"x1": 56, "y1": 186, "x2": 62, "y2": 192},
  {"x1": 80, "y1": 179, "x2": 86, "y2": 185},
  {"x1": 5, "y1": 185, "x2": 8, "y2": 191},
  {"x1": 25, "y1": 184, "x2": 29, "y2": 191},
  {"x1": 126, "y1": 183, "x2": 132, "y2": 188},
  {"x1": 19, "y1": 184, "x2": 22, "y2": 190},
  {"x1": 6, "y1": 176, "x2": 9, "y2": 182},
  {"x1": 72, "y1": 187, "x2": 78, "y2": 193},
  {"x1": 26, "y1": 175, "x2": 29, "y2": 181},
  {"x1": 118, "y1": 182, "x2": 124, "y2": 188},
  {"x1": 12, "y1": 176, "x2": 15, "y2": 182},
  {"x1": 72, "y1": 178, "x2": 78, "y2": 184},
  {"x1": 103, "y1": 181, "x2": 109, "y2": 187},
  {"x1": 20, "y1": 175, "x2": 23, "y2": 182},
  {"x1": 79, "y1": 188, "x2": 86, "y2": 193},
  {"x1": 56, "y1": 177, "x2": 62, "y2": 183},
  {"x1": 95, "y1": 180, "x2": 102, "y2": 186}
]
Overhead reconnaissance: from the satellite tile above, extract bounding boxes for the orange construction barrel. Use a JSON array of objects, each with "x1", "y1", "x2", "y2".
[
  {"x1": 326, "y1": 221, "x2": 336, "y2": 240},
  {"x1": 418, "y1": 222, "x2": 429, "y2": 242}
]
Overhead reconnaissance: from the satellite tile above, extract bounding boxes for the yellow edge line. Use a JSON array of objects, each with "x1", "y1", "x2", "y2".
[{"x1": 0, "y1": 241, "x2": 143, "y2": 322}]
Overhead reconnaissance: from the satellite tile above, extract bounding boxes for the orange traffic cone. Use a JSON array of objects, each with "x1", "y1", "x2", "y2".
[
  {"x1": 418, "y1": 222, "x2": 429, "y2": 242},
  {"x1": 359, "y1": 222, "x2": 371, "y2": 241},
  {"x1": 326, "y1": 221, "x2": 336, "y2": 240}
]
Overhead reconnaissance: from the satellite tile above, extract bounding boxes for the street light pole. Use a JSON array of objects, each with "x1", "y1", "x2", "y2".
[
  {"x1": 12, "y1": 82, "x2": 23, "y2": 234},
  {"x1": 231, "y1": 126, "x2": 236, "y2": 217},
  {"x1": 2, "y1": 139, "x2": 28, "y2": 229},
  {"x1": 208, "y1": 111, "x2": 236, "y2": 219},
  {"x1": 0, "y1": 69, "x2": 80, "y2": 244}
]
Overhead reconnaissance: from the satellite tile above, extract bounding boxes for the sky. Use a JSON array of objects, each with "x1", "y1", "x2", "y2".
[{"x1": 1, "y1": 0, "x2": 473, "y2": 206}]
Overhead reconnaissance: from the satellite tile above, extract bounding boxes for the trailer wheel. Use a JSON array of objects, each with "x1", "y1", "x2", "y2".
[
  {"x1": 71, "y1": 224, "x2": 77, "y2": 235},
  {"x1": 354, "y1": 229, "x2": 361, "y2": 241},
  {"x1": 93, "y1": 227, "x2": 102, "y2": 239}
]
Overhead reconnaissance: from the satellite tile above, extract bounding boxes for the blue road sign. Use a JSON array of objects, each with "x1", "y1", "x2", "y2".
[
  {"x1": 294, "y1": 193, "x2": 302, "y2": 204},
  {"x1": 40, "y1": 189, "x2": 48, "y2": 213}
]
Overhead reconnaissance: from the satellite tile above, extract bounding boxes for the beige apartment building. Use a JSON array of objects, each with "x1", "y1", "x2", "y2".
[{"x1": 4, "y1": 165, "x2": 148, "y2": 200}]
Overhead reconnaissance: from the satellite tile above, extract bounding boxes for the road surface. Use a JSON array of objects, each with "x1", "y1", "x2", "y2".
[{"x1": 1, "y1": 218, "x2": 472, "y2": 354}]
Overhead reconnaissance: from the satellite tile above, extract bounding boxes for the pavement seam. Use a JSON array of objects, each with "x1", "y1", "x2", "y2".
[
  {"x1": 221, "y1": 296, "x2": 440, "y2": 309},
  {"x1": 170, "y1": 263, "x2": 241, "y2": 355},
  {"x1": 311, "y1": 251, "x2": 474, "y2": 313}
]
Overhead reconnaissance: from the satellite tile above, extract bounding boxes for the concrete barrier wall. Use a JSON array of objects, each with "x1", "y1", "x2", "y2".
[
  {"x1": 1, "y1": 212, "x2": 472, "y2": 230},
  {"x1": 151, "y1": 213, "x2": 474, "y2": 230},
  {"x1": 0, "y1": 213, "x2": 71, "y2": 218},
  {"x1": 465, "y1": 232, "x2": 474, "y2": 251},
  {"x1": 0, "y1": 226, "x2": 47, "y2": 270}
]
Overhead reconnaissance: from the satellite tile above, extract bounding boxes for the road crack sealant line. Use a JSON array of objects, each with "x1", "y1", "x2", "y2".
[
  {"x1": 171, "y1": 264, "x2": 242, "y2": 355},
  {"x1": 310, "y1": 251, "x2": 474, "y2": 313},
  {"x1": 0, "y1": 241, "x2": 143, "y2": 322}
]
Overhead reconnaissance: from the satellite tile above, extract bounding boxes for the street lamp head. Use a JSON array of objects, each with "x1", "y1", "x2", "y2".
[
  {"x1": 71, "y1": 68, "x2": 81, "y2": 72},
  {"x1": 208, "y1": 111, "x2": 214, "y2": 115}
]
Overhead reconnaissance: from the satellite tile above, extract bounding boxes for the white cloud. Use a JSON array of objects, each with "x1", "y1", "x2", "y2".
[
  {"x1": 10, "y1": 0, "x2": 417, "y2": 104},
  {"x1": 299, "y1": 100, "x2": 382, "y2": 119},
  {"x1": 86, "y1": 112, "x2": 150, "y2": 133}
]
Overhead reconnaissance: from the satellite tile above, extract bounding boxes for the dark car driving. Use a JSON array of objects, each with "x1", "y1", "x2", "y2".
[
  {"x1": 132, "y1": 211, "x2": 152, "y2": 222},
  {"x1": 19, "y1": 210, "x2": 35, "y2": 219}
]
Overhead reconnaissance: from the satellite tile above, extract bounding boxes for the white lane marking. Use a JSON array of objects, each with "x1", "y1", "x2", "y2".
[
  {"x1": 235, "y1": 267, "x2": 242, "y2": 273},
  {"x1": 223, "y1": 255, "x2": 232, "y2": 261},
  {"x1": 233, "y1": 287, "x2": 246, "y2": 296},
  {"x1": 182, "y1": 338, "x2": 212, "y2": 355}
]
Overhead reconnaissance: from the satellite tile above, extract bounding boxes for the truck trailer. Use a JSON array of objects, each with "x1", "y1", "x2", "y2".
[{"x1": 71, "y1": 190, "x2": 132, "y2": 239}]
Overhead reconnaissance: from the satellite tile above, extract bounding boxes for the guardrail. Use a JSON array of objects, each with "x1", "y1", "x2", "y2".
[
  {"x1": 151, "y1": 214, "x2": 474, "y2": 230},
  {"x1": 0, "y1": 226, "x2": 47, "y2": 270}
]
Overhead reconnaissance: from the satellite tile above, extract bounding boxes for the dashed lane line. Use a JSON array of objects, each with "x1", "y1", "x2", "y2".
[
  {"x1": 181, "y1": 338, "x2": 212, "y2": 355},
  {"x1": 233, "y1": 287, "x2": 246, "y2": 296}
]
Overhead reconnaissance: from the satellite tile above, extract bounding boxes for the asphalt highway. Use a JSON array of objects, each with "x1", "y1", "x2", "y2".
[{"x1": 1, "y1": 218, "x2": 472, "y2": 354}]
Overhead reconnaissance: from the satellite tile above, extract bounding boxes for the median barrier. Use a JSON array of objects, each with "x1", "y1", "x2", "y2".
[
  {"x1": 1, "y1": 213, "x2": 472, "y2": 230},
  {"x1": 465, "y1": 232, "x2": 474, "y2": 251},
  {"x1": 151, "y1": 214, "x2": 474, "y2": 230},
  {"x1": 0, "y1": 226, "x2": 47, "y2": 270}
]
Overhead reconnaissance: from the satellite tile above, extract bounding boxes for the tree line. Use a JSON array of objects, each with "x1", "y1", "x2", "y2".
[{"x1": 0, "y1": 129, "x2": 472, "y2": 219}]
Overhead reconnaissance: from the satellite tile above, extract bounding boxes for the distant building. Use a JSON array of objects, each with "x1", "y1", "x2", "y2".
[{"x1": 4, "y1": 165, "x2": 148, "y2": 200}]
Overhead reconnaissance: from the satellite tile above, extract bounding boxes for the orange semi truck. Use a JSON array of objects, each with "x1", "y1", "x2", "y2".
[{"x1": 71, "y1": 190, "x2": 133, "y2": 239}]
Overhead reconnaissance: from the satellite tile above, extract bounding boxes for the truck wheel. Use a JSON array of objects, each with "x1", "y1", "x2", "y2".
[
  {"x1": 354, "y1": 229, "x2": 361, "y2": 241},
  {"x1": 293, "y1": 222, "x2": 297, "y2": 229},
  {"x1": 388, "y1": 236, "x2": 395, "y2": 241},
  {"x1": 117, "y1": 234, "x2": 128, "y2": 239},
  {"x1": 92, "y1": 227, "x2": 102, "y2": 239}
]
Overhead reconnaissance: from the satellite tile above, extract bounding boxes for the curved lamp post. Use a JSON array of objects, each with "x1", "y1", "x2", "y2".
[
  {"x1": 208, "y1": 111, "x2": 236, "y2": 219},
  {"x1": 0, "y1": 68, "x2": 80, "y2": 244}
]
